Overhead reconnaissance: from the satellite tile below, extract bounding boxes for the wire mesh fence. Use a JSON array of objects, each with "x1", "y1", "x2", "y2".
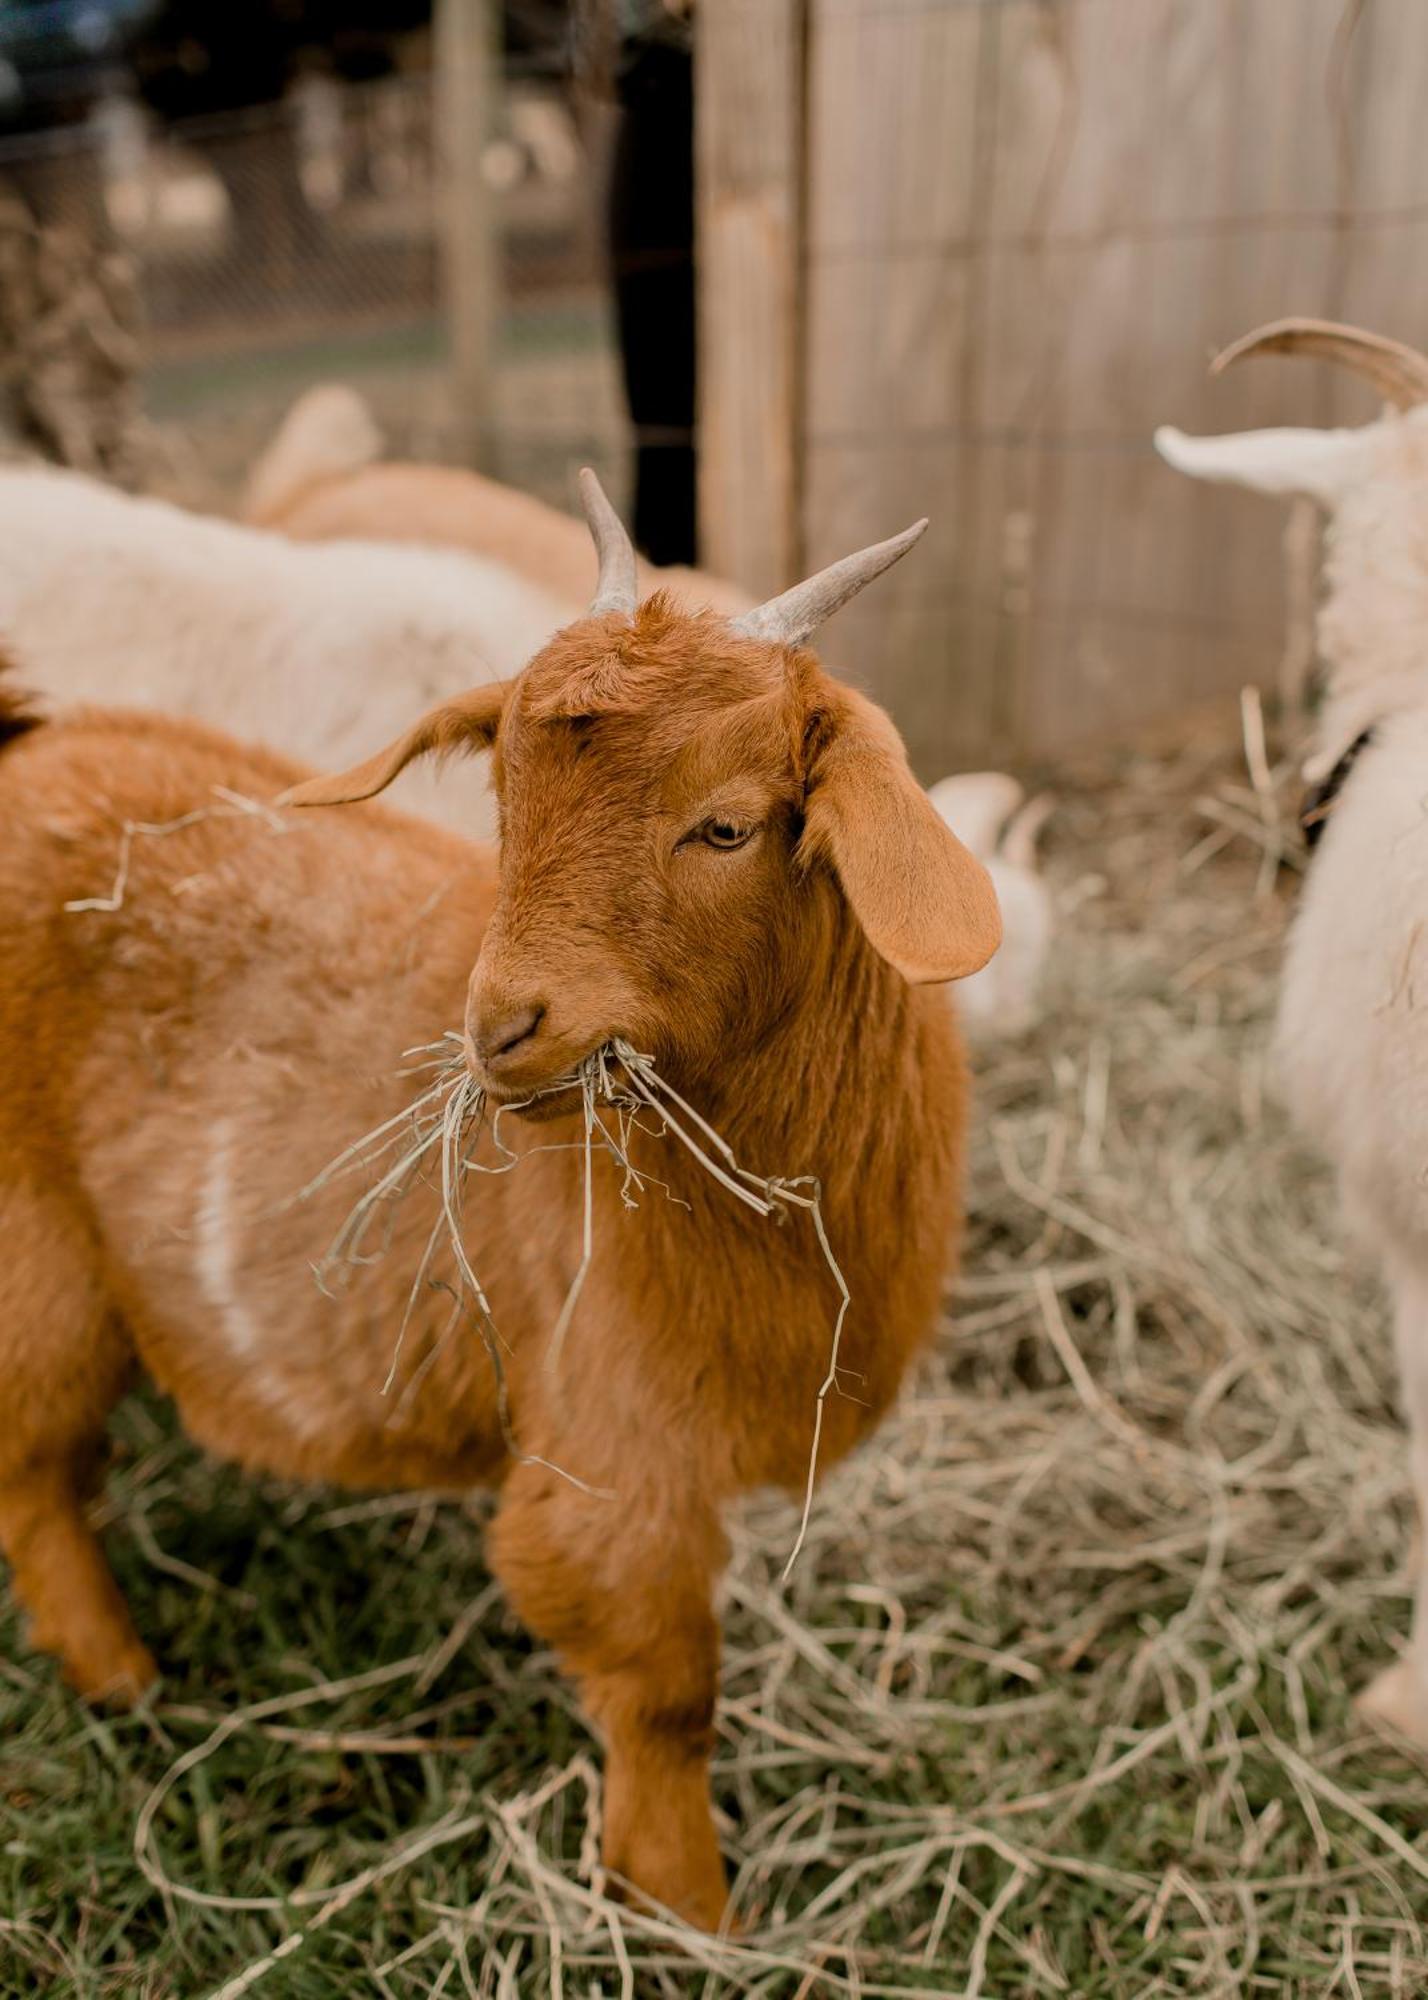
[
  {"x1": 0, "y1": 63, "x2": 631, "y2": 513},
  {"x1": 5, "y1": 0, "x2": 1422, "y2": 766}
]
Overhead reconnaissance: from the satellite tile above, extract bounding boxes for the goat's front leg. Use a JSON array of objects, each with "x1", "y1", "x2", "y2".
[
  {"x1": 489, "y1": 1461, "x2": 730, "y2": 1930},
  {"x1": 1361, "y1": 1262, "x2": 1428, "y2": 1746}
]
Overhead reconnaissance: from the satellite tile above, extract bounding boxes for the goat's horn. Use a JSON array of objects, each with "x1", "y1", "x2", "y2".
[
  {"x1": 578, "y1": 467, "x2": 638, "y2": 617},
  {"x1": 731, "y1": 518, "x2": 929, "y2": 648},
  {"x1": 1211, "y1": 317, "x2": 1428, "y2": 411}
]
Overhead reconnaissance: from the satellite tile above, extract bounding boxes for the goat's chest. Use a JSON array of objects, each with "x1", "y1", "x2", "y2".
[{"x1": 1277, "y1": 721, "x2": 1428, "y2": 1258}]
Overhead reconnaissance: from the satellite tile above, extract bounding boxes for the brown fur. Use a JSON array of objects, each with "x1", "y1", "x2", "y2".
[
  {"x1": 0, "y1": 608, "x2": 996, "y2": 1929},
  {"x1": 253, "y1": 459, "x2": 757, "y2": 621}
]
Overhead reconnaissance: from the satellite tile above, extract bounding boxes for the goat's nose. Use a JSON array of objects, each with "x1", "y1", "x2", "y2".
[{"x1": 474, "y1": 1003, "x2": 546, "y2": 1067}]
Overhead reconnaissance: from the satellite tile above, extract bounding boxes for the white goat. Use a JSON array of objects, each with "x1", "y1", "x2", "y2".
[
  {"x1": 927, "y1": 773, "x2": 1052, "y2": 1037},
  {"x1": 1158, "y1": 318, "x2": 1428, "y2": 1743},
  {"x1": 0, "y1": 464, "x2": 574, "y2": 830}
]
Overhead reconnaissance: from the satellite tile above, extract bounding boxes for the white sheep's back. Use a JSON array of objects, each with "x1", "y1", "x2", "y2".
[
  {"x1": 0, "y1": 467, "x2": 573, "y2": 834},
  {"x1": 1277, "y1": 708, "x2": 1428, "y2": 1262}
]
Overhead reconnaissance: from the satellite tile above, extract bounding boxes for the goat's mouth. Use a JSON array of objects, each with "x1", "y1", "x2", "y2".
[{"x1": 471, "y1": 1043, "x2": 612, "y2": 1123}]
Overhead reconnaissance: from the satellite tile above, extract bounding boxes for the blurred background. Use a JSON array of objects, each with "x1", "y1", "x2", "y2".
[
  {"x1": 0, "y1": 3, "x2": 643, "y2": 512},
  {"x1": 0, "y1": 0, "x2": 1421, "y2": 765}
]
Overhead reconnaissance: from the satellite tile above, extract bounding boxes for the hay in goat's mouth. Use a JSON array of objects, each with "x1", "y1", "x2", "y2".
[{"x1": 305, "y1": 1036, "x2": 850, "y2": 1574}]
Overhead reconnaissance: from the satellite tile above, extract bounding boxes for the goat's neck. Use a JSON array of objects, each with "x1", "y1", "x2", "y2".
[{"x1": 676, "y1": 900, "x2": 936, "y2": 1225}]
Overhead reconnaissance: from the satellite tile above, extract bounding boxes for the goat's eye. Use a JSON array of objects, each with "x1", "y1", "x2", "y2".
[{"x1": 700, "y1": 817, "x2": 755, "y2": 851}]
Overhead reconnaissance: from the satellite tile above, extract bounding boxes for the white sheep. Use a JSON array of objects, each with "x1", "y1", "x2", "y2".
[
  {"x1": 0, "y1": 463, "x2": 574, "y2": 831},
  {"x1": 927, "y1": 772, "x2": 1052, "y2": 1038},
  {"x1": 1158, "y1": 318, "x2": 1428, "y2": 1743}
]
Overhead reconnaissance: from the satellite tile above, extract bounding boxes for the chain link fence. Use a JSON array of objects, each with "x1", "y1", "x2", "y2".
[{"x1": 0, "y1": 62, "x2": 631, "y2": 513}]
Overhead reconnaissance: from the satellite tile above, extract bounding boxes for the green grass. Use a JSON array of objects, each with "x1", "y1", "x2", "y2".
[
  {"x1": 142, "y1": 297, "x2": 609, "y2": 425},
  {"x1": 4, "y1": 734, "x2": 1428, "y2": 1996}
]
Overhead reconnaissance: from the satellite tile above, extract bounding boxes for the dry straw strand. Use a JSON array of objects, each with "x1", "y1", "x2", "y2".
[
  {"x1": 305, "y1": 1033, "x2": 853, "y2": 1566},
  {"x1": 65, "y1": 784, "x2": 289, "y2": 915}
]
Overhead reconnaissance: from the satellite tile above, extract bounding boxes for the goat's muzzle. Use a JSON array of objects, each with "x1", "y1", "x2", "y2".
[
  {"x1": 474, "y1": 1002, "x2": 546, "y2": 1071},
  {"x1": 463, "y1": 992, "x2": 590, "y2": 1117}
]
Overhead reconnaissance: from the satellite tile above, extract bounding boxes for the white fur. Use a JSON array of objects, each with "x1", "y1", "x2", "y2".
[
  {"x1": 1155, "y1": 407, "x2": 1428, "y2": 779},
  {"x1": 0, "y1": 465, "x2": 574, "y2": 834},
  {"x1": 194, "y1": 1117, "x2": 264, "y2": 1364},
  {"x1": 194, "y1": 1118, "x2": 321, "y2": 1439},
  {"x1": 1160, "y1": 391, "x2": 1428, "y2": 1736},
  {"x1": 1277, "y1": 711, "x2": 1428, "y2": 1256},
  {"x1": 928, "y1": 773, "x2": 1052, "y2": 1038}
]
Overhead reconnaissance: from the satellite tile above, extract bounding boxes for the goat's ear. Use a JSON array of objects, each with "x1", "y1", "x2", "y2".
[
  {"x1": 282, "y1": 682, "x2": 507, "y2": 808},
  {"x1": 801, "y1": 688, "x2": 1001, "y2": 984},
  {"x1": 1154, "y1": 422, "x2": 1380, "y2": 506}
]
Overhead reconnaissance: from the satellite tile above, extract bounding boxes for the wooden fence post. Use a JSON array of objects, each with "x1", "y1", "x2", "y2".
[
  {"x1": 436, "y1": 0, "x2": 497, "y2": 467},
  {"x1": 695, "y1": 0, "x2": 806, "y2": 597}
]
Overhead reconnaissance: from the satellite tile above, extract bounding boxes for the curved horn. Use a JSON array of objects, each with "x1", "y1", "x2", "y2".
[
  {"x1": 578, "y1": 467, "x2": 638, "y2": 617},
  {"x1": 731, "y1": 518, "x2": 929, "y2": 648},
  {"x1": 1211, "y1": 317, "x2": 1428, "y2": 411}
]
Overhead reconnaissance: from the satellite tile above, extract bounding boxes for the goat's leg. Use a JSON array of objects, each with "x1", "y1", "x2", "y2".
[
  {"x1": 489, "y1": 1462, "x2": 730, "y2": 1930},
  {"x1": 0, "y1": 1449, "x2": 157, "y2": 1702},
  {"x1": 1360, "y1": 1262, "x2": 1428, "y2": 1745},
  {"x1": 0, "y1": 1191, "x2": 153, "y2": 1702}
]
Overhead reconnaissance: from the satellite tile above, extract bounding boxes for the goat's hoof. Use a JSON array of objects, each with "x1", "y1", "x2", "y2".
[
  {"x1": 67, "y1": 1641, "x2": 160, "y2": 1709},
  {"x1": 1356, "y1": 1660, "x2": 1428, "y2": 1749}
]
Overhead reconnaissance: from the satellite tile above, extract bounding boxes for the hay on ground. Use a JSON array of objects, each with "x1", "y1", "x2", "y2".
[{"x1": 7, "y1": 717, "x2": 1427, "y2": 1996}]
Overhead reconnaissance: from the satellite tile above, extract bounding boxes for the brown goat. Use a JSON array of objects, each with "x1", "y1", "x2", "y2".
[
  {"x1": 245, "y1": 385, "x2": 755, "y2": 621},
  {"x1": 0, "y1": 489, "x2": 998, "y2": 1929}
]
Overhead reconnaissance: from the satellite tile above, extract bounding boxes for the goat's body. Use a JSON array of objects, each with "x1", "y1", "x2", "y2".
[
  {"x1": 1277, "y1": 715, "x2": 1428, "y2": 1737},
  {"x1": 1278, "y1": 715, "x2": 1428, "y2": 1259},
  {"x1": 246, "y1": 390, "x2": 756, "y2": 622},
  {"x1": 262, "y1": 460, "x2": 756, "y2": 621},
  {"x1": 1161, "y1": 371, "x2": 1428, "y2": 1742},
  {"x1": 0, "y1": 466, "x2": 572, "y2": 830},
  {"x1": 0, "y1": 703, "x2": 966, "y2": 1921}
]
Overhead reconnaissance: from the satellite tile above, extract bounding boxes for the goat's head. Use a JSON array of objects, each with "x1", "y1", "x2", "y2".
[
  {"x1": 1155, "y1": 318, "x2": 1428, "y2": 504},
  {"x1": 286, "y1": 475, "x2": 1000, "y2": 1108},
  {"x1": 1156, "y1": 319, "x2": 1428, "y2": 765}
]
